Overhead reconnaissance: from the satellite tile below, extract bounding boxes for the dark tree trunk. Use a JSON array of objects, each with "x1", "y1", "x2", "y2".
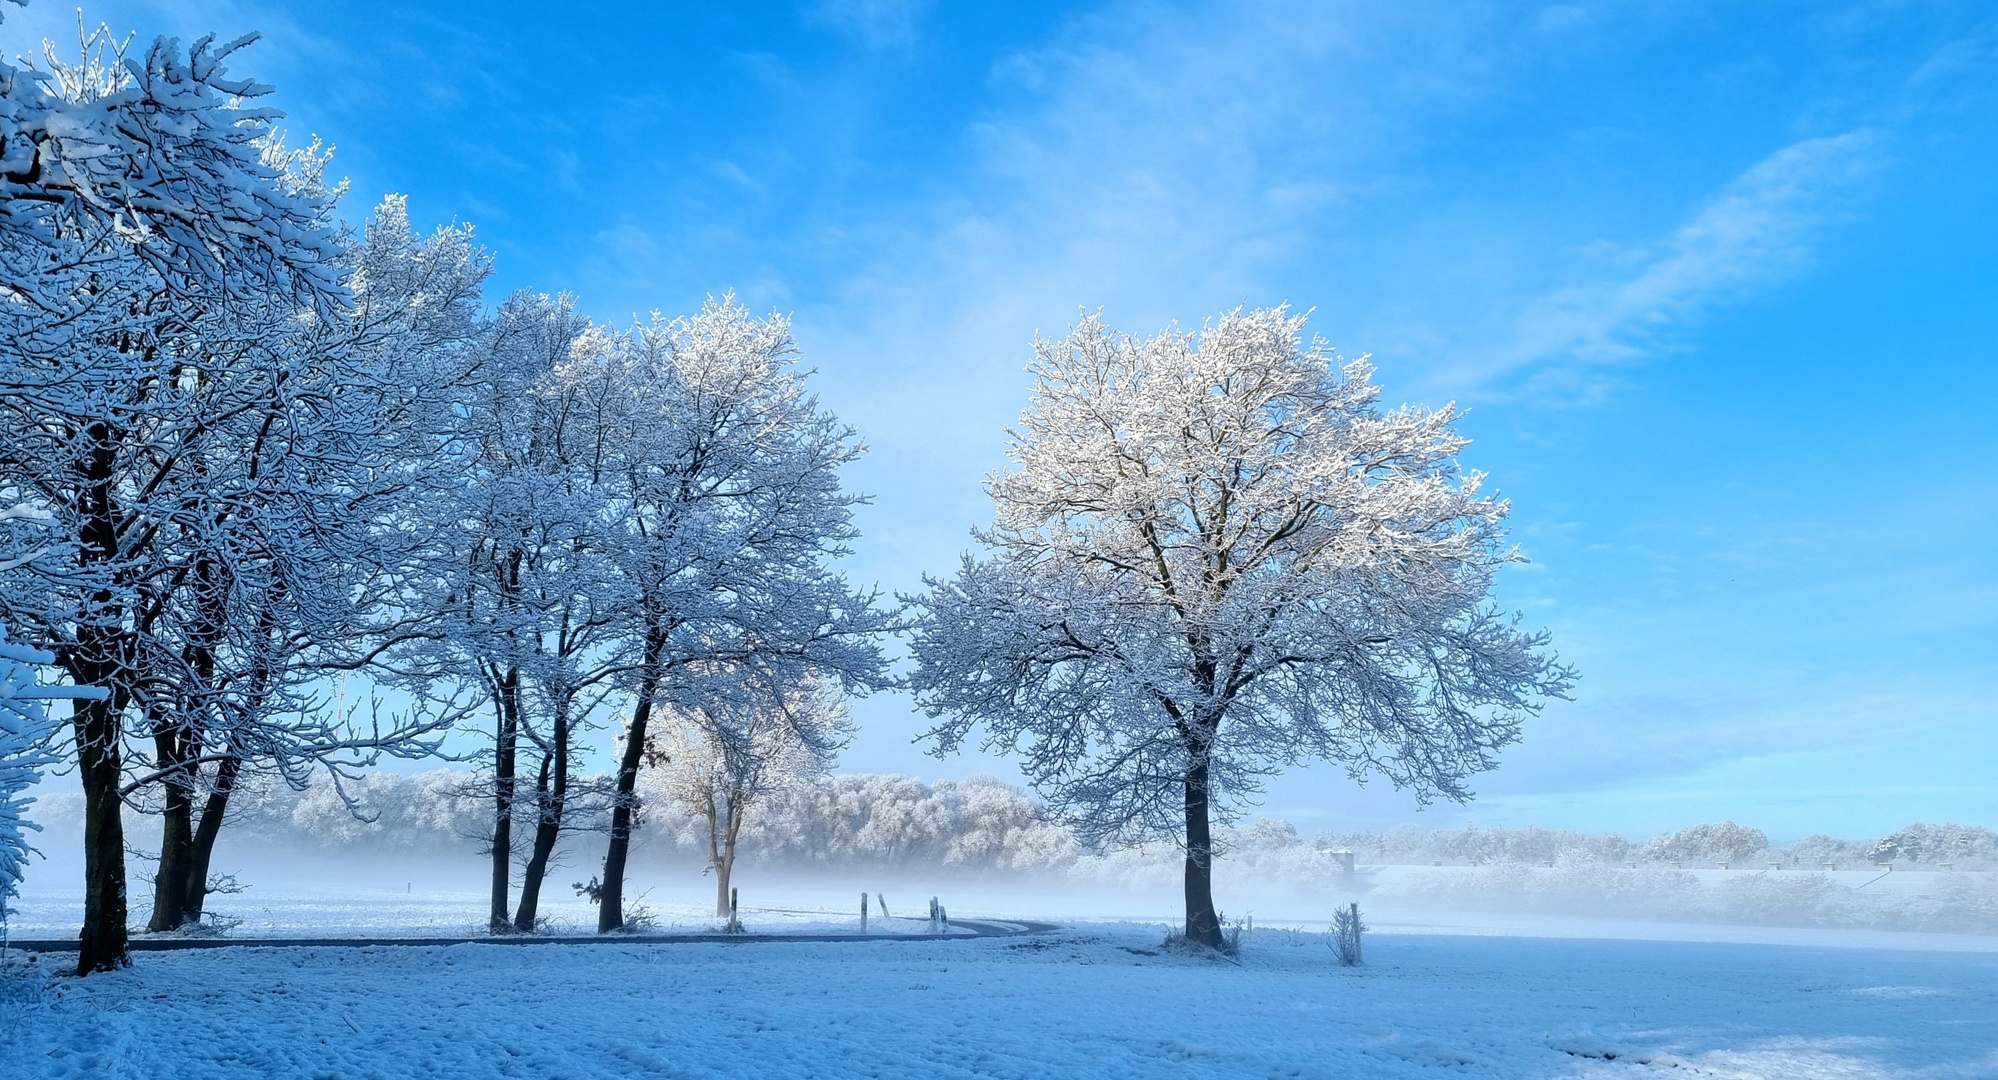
[
  {"x1": 147, "y1": 789, "x2": 195, "y2": 930},
  {"x1": 599, "y1": 634, "x2": 663, "y2": 933},
  {"x1": 146, "y1": 712, "x2": 196, "y2": 932},
  {"x1": 513, "y1": 706, "x2": 568, "y2": 933},
  {"x1": 71, "y1": 422, "x2": 129, "y2": 973},
  {"x1": 1181, "y1": 758, "x2": 1224, "y2": 951},
  {"x1": 182, "y1": 756, "x2": 240, "y2": 921},
  {"x1": 158, "y1": 552, "x2": 229, "y2": 928},
  {"x1": 488, "y1": 668, "x2": 520, "y2": 933},
  {"x1": 74, "y1": 692, "x2": 129, "y2": 972}
]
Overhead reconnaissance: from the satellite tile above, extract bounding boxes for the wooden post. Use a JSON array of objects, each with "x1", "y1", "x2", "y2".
[
  {"x1": 1350, "y1": 903, "x2": 1362, "y2": 965},
  {"x1": 860, "y1": 892, "x2": 868, "y2": 934}
]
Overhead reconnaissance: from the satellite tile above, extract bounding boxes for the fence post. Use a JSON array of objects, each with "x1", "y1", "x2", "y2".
[{"x1": 861, "y1": 892, "x2": 868, "y2": 934}]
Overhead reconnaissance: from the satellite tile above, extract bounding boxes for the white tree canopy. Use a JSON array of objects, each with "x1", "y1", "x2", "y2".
[
  {"x1": 654, "y1": 675, "x2": 847, "y2": 836},
  {"x1": 652, "y1": 673, "x2": 848, "y2": 914},
  {"x1": 0, "y1": 20, "x2": 342, "y2": 307},
  {"x1": 910, "y1": 307, "x2": 1576, "y2": 851},
  {"x1": 590, "y1": 295, "x2": 895, "y2": 929}
]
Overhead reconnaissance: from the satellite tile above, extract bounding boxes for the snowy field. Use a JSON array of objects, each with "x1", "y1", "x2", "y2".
[
  {"x1": 5, "y1": 923, "x2": 1997, "y2": 1079},
  {"x1": 7, "y1": 874, "x2": 1998, "y2": 1078},
  {"x1": 2, "y1": 885, "x2": 974, "y2": 941}
]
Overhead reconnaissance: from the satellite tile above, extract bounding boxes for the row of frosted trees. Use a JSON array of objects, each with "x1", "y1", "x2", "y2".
[
  {"x1": 2, "y1": 10, "x2": 1572, "y2": 971},
  {"x1": 0, "y1": 20, "x2": 888, "y2": 972}
]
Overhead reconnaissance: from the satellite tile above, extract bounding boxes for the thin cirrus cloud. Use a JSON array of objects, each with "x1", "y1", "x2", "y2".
[
  {"x1": 1485, "y1": 131, "x2": 1879, "y2": 394},
  {"x1": 806, "y1": 4, "x2": 1889, "y2": 421}
]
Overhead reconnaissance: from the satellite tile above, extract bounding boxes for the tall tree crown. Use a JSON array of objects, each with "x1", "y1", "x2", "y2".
[{"x1": 912, "y1": 306, "x2": 1574, "y2": 847}]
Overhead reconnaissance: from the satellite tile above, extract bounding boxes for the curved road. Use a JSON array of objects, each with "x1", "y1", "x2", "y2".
[{"x1": 6, "y1": 918, "x2": 1061, "y2": 953}]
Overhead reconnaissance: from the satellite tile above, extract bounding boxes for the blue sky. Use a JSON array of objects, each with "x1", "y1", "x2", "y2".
[{"x1": 11, "y1": 0, "x2": 1995, "y2": 841}]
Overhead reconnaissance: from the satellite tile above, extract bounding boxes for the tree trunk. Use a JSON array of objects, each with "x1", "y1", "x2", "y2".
[
  {"x1": 598, "y1": 634, "x2": 662, "y2": 933},
  {"x1": 715, "y1": 799, "x2": 742, "y2": 918},
  {"x1": 71, "y1": 422, "x2": 129, "y2": 973},
  {"x1": 73, "y1": 691, "x2": 129, "y2": 972},
  {"x1": 182, "y1": 755, "x2": 240, "y2": 921},
  {"x1": 146, "y1": 712, "x2": 196, "y2": 932},
  {"x1": 1181, "y1": 758, "x2": 1224, "y2": 951},
  {"x1": 154, "y1": 550, "x2": 228, "y2": 931},
  {"x1": 147, "y1": 788, "x2": 194, "y2": 931},
  {"x1": 488, "y1": 668, "x2": 519, "y2": 933},
  {"x1": 514, "y1": 705, "x2": 568, "y2": 933}
]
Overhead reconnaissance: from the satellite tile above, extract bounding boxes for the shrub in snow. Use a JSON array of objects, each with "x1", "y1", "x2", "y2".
[
  {"x1": 1331, "y1": 903, "x2": 1365, "y2": 966},
  {"x1": 1643, "y1": 822, "x2": 1769, "y2": 867}
]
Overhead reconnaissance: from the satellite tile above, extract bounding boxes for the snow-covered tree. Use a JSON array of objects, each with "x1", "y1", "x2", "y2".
[
  {"x1": 489, "y1": 308, "x2": 631, "y2": 933},
  {"x1": 650, "y1": 675, "x2": 846, "y2": 916},
  {"x1": 0, "y1": 23, "x2": 342, "y2": 308},
  {"x1": 386, "y1": 289, "x2": 642, "y2": 933},
  {"x1": 908, "y1": 307, "x2": 1575, "y2": 949},
  {"x1": 0, "y1": 20, "x2": 347, "y2": 973},
  {"x1": 385, "y1": 290, "x2": 597, "y2": 932},
  {"x1": 1643, "y1": 822, "x2": 1769, "y2": 867},
  {"x1": 1867, "y1": 824, "x2": 1997, "y2": 868},
  {"x1": 130, "y1": 193, "x2": 487, "y2": 934},
  {"x1": 1, "y1": 628, "x2": 60, "y2": 932},
  {"x1": 590, "y1": 296, "x2": 894, "y2": 932}
]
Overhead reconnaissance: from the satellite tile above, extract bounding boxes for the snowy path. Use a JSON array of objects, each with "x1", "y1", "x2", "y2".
[{"x1": 6, "y1": 924, "x2": 1995, "y2": 1079}]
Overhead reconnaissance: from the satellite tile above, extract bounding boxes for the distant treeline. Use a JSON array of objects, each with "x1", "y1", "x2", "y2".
[
  {"x1": 29, "y1": 769, "x2": 1996, "y2": 875},
  {"x1": 22, "y1": 770, "x2": 1998, "y2": 934}
]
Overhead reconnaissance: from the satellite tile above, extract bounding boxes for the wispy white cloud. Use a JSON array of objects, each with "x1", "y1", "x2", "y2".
[{"x1": 1486, "y1": 131, "x2": 1877, "y2": 386}]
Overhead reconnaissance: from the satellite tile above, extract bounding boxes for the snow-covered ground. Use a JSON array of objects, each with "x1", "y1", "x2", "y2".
[
  {"x1": 6, "y1": 922, "x2": 1996, "y2": 1079},
  {"x1": 4, "y1": 885, "x2": 969, "y2": 941},
  {"x1": 9, "y1": 870, "x2": 1998, "y2": 1076},
  {"x1": 9, "y1": 861, "x2": 1997, "y2": 948},
  {"x1": 10, "y1": 861, "x2": 1998, "y2": 1077}
]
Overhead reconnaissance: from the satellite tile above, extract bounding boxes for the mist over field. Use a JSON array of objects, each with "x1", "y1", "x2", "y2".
[{"x1": 13, "y1": 769, "x2": 1995, "y2": 942}]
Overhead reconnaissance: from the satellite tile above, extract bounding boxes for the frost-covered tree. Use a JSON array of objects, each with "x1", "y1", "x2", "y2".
[
  {"x1": 909, "y1": 307, "x2": 1575, "y2": 949},
  {"x1": 590, "y1": 297, "x2": 893, "y2": 932},
  {"x1": 1643, "y1": 822, "x2": 1768, "y2": 867},
  {"x1": 0, "y1": 22, "x2": 342, "y2": 306},
  {"x1": 650, "y1": 675, "x2": 846, "y2": 916},
  {"x1": 0, "y1": 20, "x2": 346, "y2": 972},
  {"x1": 385, "y1": 291, "x2": 611, "y2": 930},
  {"x1": 1867, "y1": 824, "x2": 1997, "y2": 868},
  {"x1": 114, "y1": 193, "x2": 489, "y2": 936},
  {"x1": 492, "y1": 311, "x2": 631, "y2": 933}
]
